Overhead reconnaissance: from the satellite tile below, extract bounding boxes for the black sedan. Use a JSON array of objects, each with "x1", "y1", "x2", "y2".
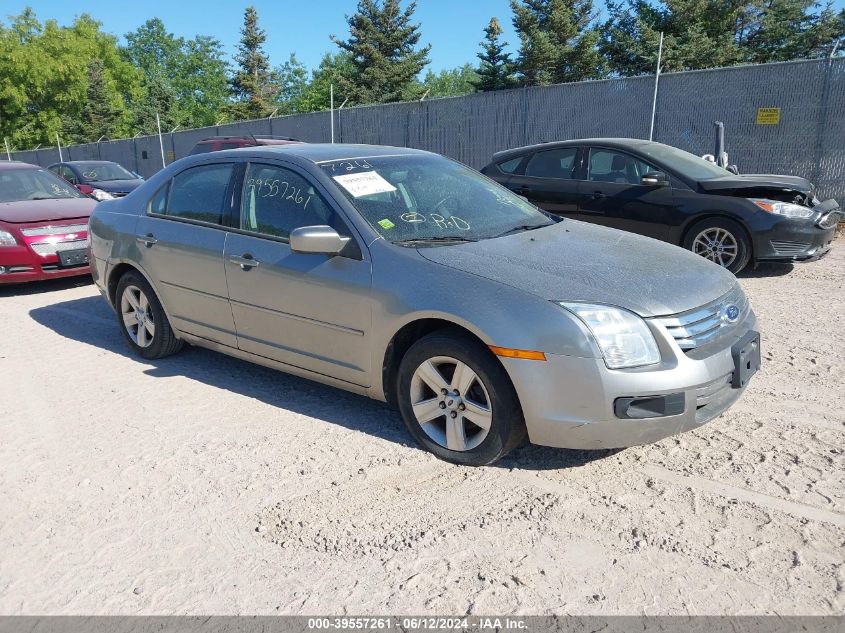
[
  {"x1": 481, "y1": 139, "x2": 840, "y2": 272},
  {"x1": 48, "y1": 160, "x2": 144, "y2": 201}
]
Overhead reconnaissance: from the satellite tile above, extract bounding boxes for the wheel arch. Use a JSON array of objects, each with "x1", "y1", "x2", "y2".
[
  {"x1": 381, "y1": 318, "x2": 497, "y2": 407},
  {"x1": 680, "y1": 212, "x2": 755, "y2": 260}
]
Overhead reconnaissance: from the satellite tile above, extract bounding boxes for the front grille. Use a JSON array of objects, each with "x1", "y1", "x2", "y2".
[
  {"x1": 653, "y1": 286, "x2": 749, "y2": 351},
  {"x1": 770, "y1": 239, "x2": 811, "y2": 255},
  {"x1": 817, "y1": 211, "x2": 842, "y2": 230},
  {"x1": 29, "y1": 239, "x2": 88, "y2": 256},
  {"x1": 20, "y1": 223, "x2": 88, "y2": 237}
]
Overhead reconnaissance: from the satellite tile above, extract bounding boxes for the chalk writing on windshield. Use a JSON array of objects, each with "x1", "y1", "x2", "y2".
[
  {"x1": 430, "y1": 214, "x2": 470, "y2": 230},
  {"x1": 322, "y1": 159, "x2": 373, "y2": 173}
]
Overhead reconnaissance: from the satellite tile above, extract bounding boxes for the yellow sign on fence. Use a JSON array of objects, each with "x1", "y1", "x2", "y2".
[{"x1": 756, "y1": 107, "x2": 781, "y2": 125}]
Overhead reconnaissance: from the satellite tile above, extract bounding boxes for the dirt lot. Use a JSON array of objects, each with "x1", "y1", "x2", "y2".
[{"x1": 0, "y1": 245, "x2": 843, "y2": 615}]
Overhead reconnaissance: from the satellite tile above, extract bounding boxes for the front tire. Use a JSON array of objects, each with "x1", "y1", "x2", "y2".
[
  {"x1": 683, "y1": 217, "x2": 752, "y2": 273},
  {"x1": 396, "y1": 329, "x2": 526, "y2": 466},
  {"x1": 115, "y1": 271, "x2": 183, "y2": 360}
]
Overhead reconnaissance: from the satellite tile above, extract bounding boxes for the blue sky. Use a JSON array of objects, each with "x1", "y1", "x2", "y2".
[
  {"x1": 3, "y1": 0, "x2": 521, "y2": 73},
  {"x1": 5, "y1": 1, "x2": 844, "y2": 74}
]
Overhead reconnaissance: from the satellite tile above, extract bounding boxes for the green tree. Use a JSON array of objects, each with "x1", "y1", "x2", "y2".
[
  {"x1": 0, "y1": 10, "x2": 141, "y2": 148},
  {"x1": 600, "y1": 1, "x2": 748, "y2": 75},
  {"x1": 742, "y1": 0, "x2": 845, "y2": 63},
  {"x1": 132, "y1": 74, "x2": 179, "y2": 135},
  {"x1": 297, "y1": 52, "x2": 357, "y2": 113},
  {"x1": 511, "y1": 0, "x2": 604, "y2": 85},
  {"x1": 275, "y1": 53, "x2": 310, "y2": 113},
  {"x1": 422, "y1": 64, "x2": 480, "y2": 97},
  {"x1": 124, "y1": 18, "x2": 230, "y2": 128},
  {"x1": 63, "y1": 59, "x2": 125, "y2": 143},
  {"x1": 227, "y1": 6, "x2": 278, "y2": 120},
  {"x1": 332, "y1": 0, "x2": 431, "y2": 104},
  {"x1": 476, "y1": 17, "x2": 517, "y2": 91},
  {"x1": 600, "y1": 0, "x2": 844, "y2": 76}
]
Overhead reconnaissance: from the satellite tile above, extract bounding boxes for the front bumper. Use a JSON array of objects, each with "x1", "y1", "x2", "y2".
[
  {"x1": 752, "y1": 211, "x2": 838, "y2": 263},
  {"x1": 503, "y1": 313, "x2": 757, "y2": 450},
  {"x1": 0, "y1": 244, "x2": 90, "y2": 284}
]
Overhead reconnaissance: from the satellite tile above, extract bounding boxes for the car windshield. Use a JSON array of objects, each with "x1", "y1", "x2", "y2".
[
  {"x1": 638, "y1": 143, "x2": 732, "y2": 181},
  {"x1": 322, "y1": 154, "x2": 553, "y2": 244},
  {"x1": 0, "y1": 168, "x2": 83, "y2": 203},
  {"x1": 77, "y1": 163, "x2": 136, "y2": 182}
]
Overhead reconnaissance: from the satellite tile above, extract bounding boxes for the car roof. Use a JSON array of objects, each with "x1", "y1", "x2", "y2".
[
  {"x1": 0, "y1": 161, "x2": 39, "y2": 171},
  {"x1": 210, "y1": 143, "x2": 434, "y2": 165},
  {"x1": 491, "y1": 137, "x2": 659, "y2": 161},
  {"x1": 52, "y1": 160, "x2": 120, "y2": 166}
]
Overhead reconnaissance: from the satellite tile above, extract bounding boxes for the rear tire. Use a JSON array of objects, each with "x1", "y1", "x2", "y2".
[
  {"x1": 396, "y1": 328, "x2": 526, "y2": 466},
  {"x1": 115, "y1": 271, "x2": 183, "y2": 360},
  {"x1": 683, "y1": 217, "x2": 752, "y2": 273}
]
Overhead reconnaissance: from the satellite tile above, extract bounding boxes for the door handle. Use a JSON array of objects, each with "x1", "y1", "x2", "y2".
[
  {"x1": 136, "y1": 233, "x2": 157, "y2": 247},
  {"x1": 590, "y1": 191, "x2": 607, "y2": 200},
  {"x1": 229, "y1": 253, "x2": 260, "y2": 270}
]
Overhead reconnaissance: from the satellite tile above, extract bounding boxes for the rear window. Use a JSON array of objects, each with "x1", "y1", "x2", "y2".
[{"x1": 160, "y1": 164, "x2": 234, "y2": 225}]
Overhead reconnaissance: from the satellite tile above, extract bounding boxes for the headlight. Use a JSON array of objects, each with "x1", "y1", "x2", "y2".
[
  {"x1": 750, "y1": 198, "x2": 813, "y2": 219},
  {"x1": 0, "y1": 230, "x2": 18, "y2": 247},
  {"x1": 90, "y1": 189, "x2": 114, "y2": 201},
  {"x1": 558, "y1": 302, "x2": 660, "y2": 369}
]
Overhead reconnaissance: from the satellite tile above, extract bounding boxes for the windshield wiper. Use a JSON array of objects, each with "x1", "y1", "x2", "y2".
[
  {"x1": 490, "y1": 223, "x2": 552, "y2": 239},
  {"x1": 392, "y1": 236, "x2": 479, "y2": 245}
]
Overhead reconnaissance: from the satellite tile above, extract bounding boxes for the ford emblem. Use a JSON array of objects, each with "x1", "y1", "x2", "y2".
[{"x1": 723, "y1": 304, "x2": 740, "y2": 323}]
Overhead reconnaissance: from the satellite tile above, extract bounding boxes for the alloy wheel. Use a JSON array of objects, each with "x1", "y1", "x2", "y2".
[
  {"x1": 409, "y1": 356, "x2": 492, "y2": 452},
  {"x1": 120, "y1": 284, "x2": 156, "y2": 348},
  {"x1": 692, "y1": 227, "x2": 739, "y2": 268}
]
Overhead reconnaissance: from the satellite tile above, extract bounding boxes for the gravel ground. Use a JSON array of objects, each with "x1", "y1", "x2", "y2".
[{"x1": 0, "y1": 245, "x2": 843, "y2": 615}]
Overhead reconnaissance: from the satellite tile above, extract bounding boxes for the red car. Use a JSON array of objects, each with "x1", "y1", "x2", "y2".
[
  {"x1": 189, "y1": 135, "x2": 302, "y2": 155},
  {"x1": 0, "y1": 162, "x2": 97, "y2": 284}
]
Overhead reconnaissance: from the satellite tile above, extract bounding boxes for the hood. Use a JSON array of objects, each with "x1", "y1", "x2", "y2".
[
  {"x1": 88, "y1": 179, "x2": 143, "y2": 193},
  {"x1": 698, "y1": 174, "x2": 813, "y2": 195},
  {"x1": 0, "y1": 197, "x2": 97, "y2": 224},
  {"x1": 417, "y1": 221, "x2": 737, "y2": 317}
]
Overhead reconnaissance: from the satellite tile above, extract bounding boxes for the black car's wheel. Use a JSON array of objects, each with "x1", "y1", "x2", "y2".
[
  {"x1": 396, "y1": 329, "x2": 526, "y2": 466},
  {"x1": 115, "y1": 271, "x2": 183, "y2": 360},
  {"x1": 683, "y1": 217, "x2": 752, "y2": 273}
]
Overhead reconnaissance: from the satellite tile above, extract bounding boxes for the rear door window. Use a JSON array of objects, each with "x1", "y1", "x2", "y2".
[
  {"x1": 524, "y1": 148, "x2": 579, "y2": 179},
  {"x1": 162, "y1": 163, "x2": 235, "y2": 225}
]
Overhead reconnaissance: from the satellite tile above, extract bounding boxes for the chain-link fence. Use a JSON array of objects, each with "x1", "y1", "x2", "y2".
[{"x1": 10, "y1": 57, "x2": 845, "y2": 200}]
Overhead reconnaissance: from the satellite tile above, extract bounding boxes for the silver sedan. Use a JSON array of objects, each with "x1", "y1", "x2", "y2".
[{"x1": 89, "y1": 144, "x2": 760, "y2": 465}]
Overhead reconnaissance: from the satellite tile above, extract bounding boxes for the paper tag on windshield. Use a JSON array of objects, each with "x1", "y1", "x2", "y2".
[{"x1": 333, "y1": 171, "x2": 396, "y2": 197}]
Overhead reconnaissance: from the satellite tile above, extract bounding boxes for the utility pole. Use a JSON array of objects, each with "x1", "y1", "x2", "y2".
[
  {"x1": 649, "y1": 32, "x2": 664, "y2": 142},
  {"x1": 4, "y1": 138, "x2": 10, "y2": 161},
  {"x1": 56, "y1": 132, "x2": 64, "y2": 162},
  {"x1": 330, "y1": 83, "x2": 335, "y2": 144}
]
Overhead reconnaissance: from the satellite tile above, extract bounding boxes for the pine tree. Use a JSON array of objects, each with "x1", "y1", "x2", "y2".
[
  {"x1": 132, "y1": 74, "x2": 179, "y2": 135},
  {"x1": 600, "y1": 0, "x2": 745, "y2": 76},
  {"x1": 64, "y1": 59, "x2": 123, "y2": 143},
  {"x1": 476, "y1": 17, "x2": 516, "y2": 91},
  {"x1": 229, "y1": 6, "x2": 278, "y2": 119},
  {"x1": 511, "y1": 0, "x2": 604, "y2": 85},
  {"x1": 332, "y1": 0, "x2": 431, "y2": 104},
  {"x1": 743, "y1": 0, "x2": 845, "y2": 63}
]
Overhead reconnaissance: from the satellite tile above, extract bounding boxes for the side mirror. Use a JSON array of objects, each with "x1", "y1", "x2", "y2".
[
  {"x1": 726, "y1": 165, "x2": 739, "y2": 175},
  {"x1": 289, "y1": 225, "x2": 351, "y2": 256},
  {"x1": 641, "y1": 171, "x2": 669, "y2": 187}
]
